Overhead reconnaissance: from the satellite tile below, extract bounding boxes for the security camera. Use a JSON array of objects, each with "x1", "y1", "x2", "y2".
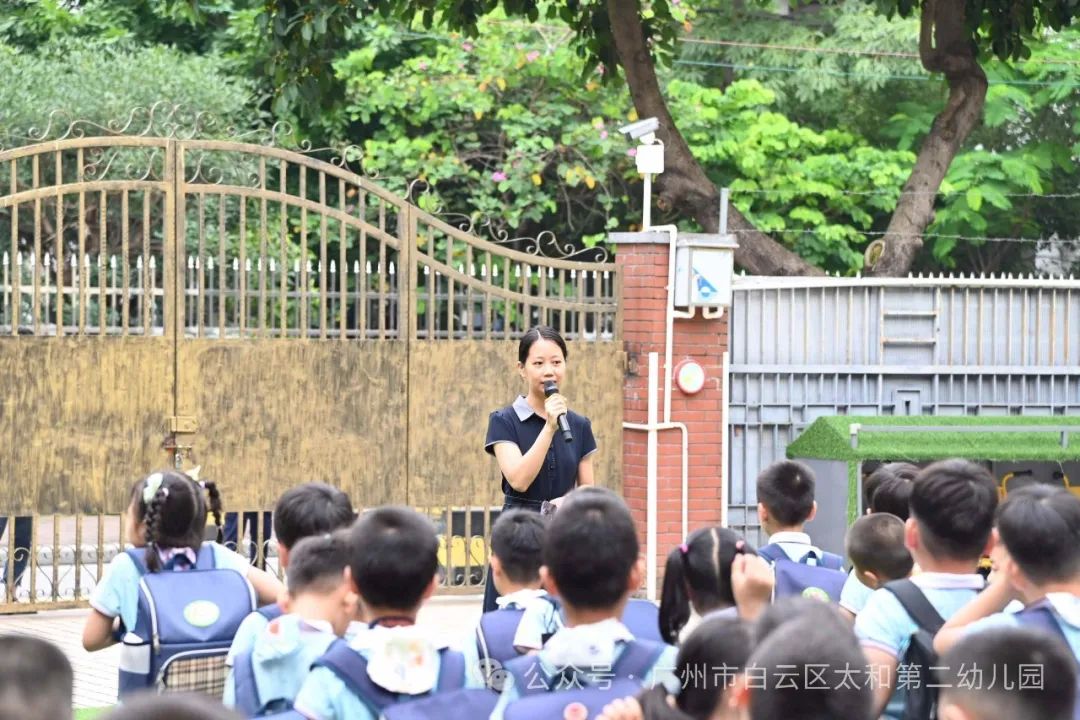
[{"x1": 618, "y1": 117, "x2": 661, "y2": 142}]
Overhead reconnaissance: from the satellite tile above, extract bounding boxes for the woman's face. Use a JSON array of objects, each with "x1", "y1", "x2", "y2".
[{"x1": 518, "y1": 338, "x2": 566, "y2": 396}]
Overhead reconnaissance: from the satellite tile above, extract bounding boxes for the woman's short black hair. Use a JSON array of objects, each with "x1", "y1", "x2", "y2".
[{"x1": 517, "y1": 326, "x2": 568, "y2": 364}]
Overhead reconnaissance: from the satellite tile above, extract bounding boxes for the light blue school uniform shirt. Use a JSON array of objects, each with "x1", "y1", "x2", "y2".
[
  {"x1": 89, "y1": 541, "x2": 251, "y2": 632},
  {"x1": 964, "y1": 592, "x2": 1080, "y2": 658},
  {"x1": 490, "y1": 618, "x2": 678, "y2": 720},
  {"x1": 223, "y1": 614, "x2": 338, "y2": 709},
  {"x1": 839, "y1": 570, "x2": 875, "y2": 616},
  {"x1": 293, "y1": 624, "x2": 484, "y2": 720},
  {"x1": 460, "y1": 588, "x2": 553, "y2": 688},
  {"x1": 855, "y1": 572, "x2": 985, "y2": 720}
]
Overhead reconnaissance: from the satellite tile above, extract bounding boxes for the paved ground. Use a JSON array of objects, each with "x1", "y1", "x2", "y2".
[{"x1": 0, "y1": 595, "x2": 484, "y2": 709}]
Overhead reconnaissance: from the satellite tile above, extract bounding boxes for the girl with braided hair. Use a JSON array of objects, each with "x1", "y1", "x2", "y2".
[{"x1": 82, "y1": 470, "x2": 283, "y2": 652}]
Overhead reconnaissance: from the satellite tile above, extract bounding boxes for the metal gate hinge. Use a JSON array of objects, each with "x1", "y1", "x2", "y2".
[{"x1": 166, "y1": 416, "x2": 198, "y2": 434}]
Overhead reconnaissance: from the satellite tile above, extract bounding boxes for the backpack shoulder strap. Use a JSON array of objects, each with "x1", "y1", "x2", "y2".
[
  {"x1": 1017, "y1": 600, "x2": 1070, "y2": 643},
  {"x1": 257, "y1": 603, "x2": 285, "y2": 622},
  {"x1": 436, "y1": 649, "x2": 466, "y2": 691},
  {"x1": 312, "y1": 639, "x2": 399, "y2": 713},
  {"x1": 504, "y1": 654, "x2": 552, "y2": 698},
  {"x1": 756, "y1": 543, "x2": 784, "y2": 564},
  {"x1": 476, "y1": 608, "x2": 526, "y2": 664},
  {"x1": 884, "y1": 579, "x2": 946, "y2": 634},
  {"x1": 124, "y1": 547, "x2": 149, "y2": 577},
  {"x1": 819, "y1": 551, "x2": 845, "y2": 570},
  {"x1": 611, "y1": 640, "x2": 667, "y2": 681},
  {"x1": 232, "y1": 650, "x2": 262, "y2": 717},
  {"x1": 195, "y1": 543, "x2": 217, "y2": 569}
]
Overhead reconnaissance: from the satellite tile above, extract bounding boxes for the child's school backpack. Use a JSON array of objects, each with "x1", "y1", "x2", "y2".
[
  {"x1": 1015, "y1": 600, "x2": 1080, "y2": 720},
  {"x1": 621, "y1": 598, "x2": 663, "y2": 642},
  {"x1": 757, "y1": 543, "x2": 847, "y2": 602},
  {"x1": 476, "y1": 606, "x2": 527, "y2": 681},
  {"x1": 501, "y1": 639, "x2": 669, "y2": 720},
  {"x1": 117, "y1": 545, "x2": 257, "y2": 698},
  {"x1": 230, "y1": 605, "x2": 290, "y2": 716},
  {"x1": 310, "y1": 638, "x2": 469, "y2": 718},
  {"x1": 884, "y1": 579, "x2": 946, "y2": 720}
]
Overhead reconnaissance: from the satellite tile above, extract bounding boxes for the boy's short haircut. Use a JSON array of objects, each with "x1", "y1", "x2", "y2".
[
  {"x1": 862, "y1": 462, "x2": 919, "y2": 514},
  {"x1": 756, "y1": 460, "x2": 816, "y2": 527},
  {"x1": 909, "y1": 459, "x2": 998, "y2": 562},
  {"x1": 543, "y1": 486, "x2": 638, "y2": 610},
  {"x1": 286, "y1": 531, "x2": 350, "y2": 596},
  {"x1": 996, "y1": 485, "x2": 1080, "y2": 585},
  {"x1": 870, "y1": 475, "x2": 914, "y2": 520},
  {"x1": 0, "y1": 636, "x2": 72, "y2": 720},
  {"x1": 490, "y1": 510, "x2": 546, "y2": 585},
  {"x1": 939, "y1": 627, "x2": 1077, "y2": 720},
  {"x1": 348, "y1": 506, "x2": 438, "y2": 610},
  {"x1": 752, "y1": 596, "x2": 847, "y2": 647},
  {"x1": 102, "y1": 692, "x2": 243, "y2": 719},
  {"x1": 747, "y1": 611, "x2": 872, "y2": 720},
  {"x1": 273, "y1": 483, "x2": 354, "y2": 550},
  {"x1": 846, "y1": 514, "x2": 913, "y2": 582}
]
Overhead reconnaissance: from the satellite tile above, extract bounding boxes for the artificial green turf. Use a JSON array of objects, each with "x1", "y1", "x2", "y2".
[
  {"x1": 786, "y1": 415, "x2": 1080, "y2": 463},
  {"x1": 75, "y1": 709, "x2": 106, "y2": 720}
]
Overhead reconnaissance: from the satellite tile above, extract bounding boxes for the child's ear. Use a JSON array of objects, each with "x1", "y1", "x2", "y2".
[
  {"x1": 539, "y1": 565, "x2": 559, "y2": 599},
  {"x1": 629, "y1": 556, "x2": 645, "y2": 593},
  {"x1": 277, "y1": 544, "x2": 291, "y2": 571},
  {"x1": 904, "y1": 517, "x2": 919, "y2": 552},
  {"x1": 757, "y1": 503, "x2": 768, "y2": 524},
  {"x1": 344, "y1": 565, "x2": 360, "y2": 595},
  {"x1": 490, "y1": 555, "x2": 504, "y2": 580},
  {"x1": 807, "y1": 501, "x2": 818, "y2": 522},
  {"x1": 863, "y1": 570, "x2": 881, "y2": 589}
]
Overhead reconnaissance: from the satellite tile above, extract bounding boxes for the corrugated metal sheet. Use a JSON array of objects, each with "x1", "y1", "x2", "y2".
[{"x1": 727, "y1": 275, "x2": 1080, "y2": 544}]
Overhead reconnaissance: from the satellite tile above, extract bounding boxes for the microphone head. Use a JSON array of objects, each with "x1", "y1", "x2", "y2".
[{"x1": 543, "y1": 380, "x2": 558, "y2": 397}]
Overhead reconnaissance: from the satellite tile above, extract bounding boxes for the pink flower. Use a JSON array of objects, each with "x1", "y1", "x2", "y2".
[
  {"x1": 462, "y1": 42, "x2": 474, "y2": 52},
  {"x1": 626, "y1": 148, "x2": 637, "y2": 157},
  {"x1": 596, "y1": 63, "x2": 606, "y2": 76},
  {"x1": 600, "y1": 130, "x2": 608, "y2": 140},
  {"x1": 526, "y1": 51, "x2": 540, "y2": 63},
  {"x1": 417, "y1": 61, "x2": 428, "y2": 71},
  {"x1": 492, "y1": 171, "x2": 508, "y2": 182}
]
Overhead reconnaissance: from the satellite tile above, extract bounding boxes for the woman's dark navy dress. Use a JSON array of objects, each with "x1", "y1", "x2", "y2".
[{"x1": 482, "y1": 395, "x2": 597, "y2": 610}]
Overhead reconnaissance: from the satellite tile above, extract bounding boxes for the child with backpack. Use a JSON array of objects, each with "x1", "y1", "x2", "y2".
[
  {"x1": 225, "y1": 483, "x2": 355, "y2": 670},
  {"x1": 82, "y1": 471, "x2": 283, "y2": 697},
  {"x1": 839, "y1": 463, "x2": 918, "y2": 621},
  {"x1": 937, "y1": 626, "x2": 1078, "y2": 720},
  {"x1": 754, "y1": 460, "x2": 846, "y2": 601},
  {"x1": 491, "y1": 486, "x2": 678, "y2": 720},
  {"x1": 658, "y1": 526, "x2": 754, "y2": 644},
  {"x1": 225, "y1": 532, "x2": 354, "y2": 715},
  {"x1": 855, "y1": 459, "x2": 998, "y2": 720},
  {"x1": 293, "y1": 507, "x2": 482, "y2": 720},
  {"x1": 461, "y1": 510, "x2": 555, "y2": 687},
  {"x1": 934, "y1": 485, "x2": 1080, "y2": 661},
  {"x1": 846, "y1": 514, "x2": 914, "y2": 594}
]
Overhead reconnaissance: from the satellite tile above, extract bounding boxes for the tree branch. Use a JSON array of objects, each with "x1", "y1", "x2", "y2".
[{"x1": 604, "y1": 0, "x2": 822, "y2": 276}]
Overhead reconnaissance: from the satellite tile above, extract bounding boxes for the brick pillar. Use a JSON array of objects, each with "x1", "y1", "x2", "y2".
[{"x1": 612, "y1": 232, "x2": 730, "y2": 588}]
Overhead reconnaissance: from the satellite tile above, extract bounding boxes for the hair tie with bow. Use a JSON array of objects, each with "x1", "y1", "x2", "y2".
[{"x1": 143, "y1": 473, "x2": 169, "y2": 505}]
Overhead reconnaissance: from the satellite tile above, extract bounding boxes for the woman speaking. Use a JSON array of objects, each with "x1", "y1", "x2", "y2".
[{"x1": 482, "y1": 326, "x2": 596, "y2": 611}]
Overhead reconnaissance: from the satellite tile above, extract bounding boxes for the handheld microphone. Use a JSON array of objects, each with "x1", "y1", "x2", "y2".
[{"x1": 543, "y1": 380, "x2": 574, "y2": 443}]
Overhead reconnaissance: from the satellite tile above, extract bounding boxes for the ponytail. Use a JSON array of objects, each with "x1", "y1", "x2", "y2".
[
  {"x1": 202, "y1": 480, "x2": 223, "y2": 543},
  {"x1": 659, "y1": 543, "x2": 692, "y2": 645}
]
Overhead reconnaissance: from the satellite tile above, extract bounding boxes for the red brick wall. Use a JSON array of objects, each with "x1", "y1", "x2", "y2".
[{"x1": 616, "y1": 240, "x2": 730, "y2": 586}]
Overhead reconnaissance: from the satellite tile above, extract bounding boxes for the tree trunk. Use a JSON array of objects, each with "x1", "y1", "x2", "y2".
[
  {"x1": 867, "y1": 0, "x2": 987, "y2": 277},
  {"x1": 605, "y1": 0, "x2": 822, "y2": 276}
]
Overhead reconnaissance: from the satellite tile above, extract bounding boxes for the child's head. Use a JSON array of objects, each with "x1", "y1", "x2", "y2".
[
  {"x1": 542, "y1": 486, "x2": 640, "y2": 615},
  {"x1": 756, "y1": 461, "x2": 816, "y2": 533},
  {"x1": 103, "y1": 693, "x2": 243, "y2": 719},
  {"x1": 870, "y1": 473, "x2": 915, "y2": 519},
  {"x1": 862, "y1": 462, "x2": 919, "y2": 515},
  {"x1": 0, "y1": 636, "x2": 72, "y2": 720},
  {"x1": 908, "y1": 459, "x2": 997, "y2": 566},
  {"x1": 273, "y1": 482, "x2": 354, "y2": 568},
  {"x1": 846, "y1": 513, "x2": 914, "y2": 589},
  {"x1": 938, "y1": 627, "x2": 1077, "y2": 720},
  {"x1": 659, "y1": 526, "x2": 753, "y2": 644},
  {"x1": 740, "y1": 607, "x2": 872, "y2": 720},
  {"x1": 348, "y1": 507, "x2": 438, "y2": 615},
  {"x1": 994, "y1": 485, "x2": 1080, "y2": 599},
  {"x1": 126, "y1": 470, "x2": 222, "y2": 572},
  {"x1": 489, "y1": 510, "x2": 546, "y2": 595},
  {"x1": 284, "y1": 532, "x2": 353, "y2": 635},
  {"x1": 673, "y1": 617, "x2": 753, "y2": 720}
]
